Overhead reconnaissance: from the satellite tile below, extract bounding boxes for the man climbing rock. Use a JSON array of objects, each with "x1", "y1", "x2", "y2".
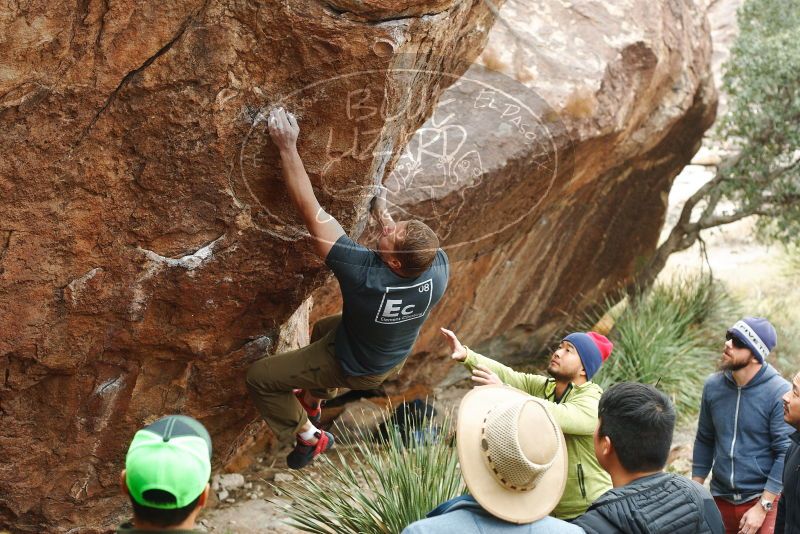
[{"x1": 246, "y1": 107, "x2": 449, "y2": 469}]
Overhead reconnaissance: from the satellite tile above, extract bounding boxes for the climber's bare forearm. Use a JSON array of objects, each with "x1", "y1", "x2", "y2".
[
  {"x1": 371, "y1": 186, "x2": 395, "y2": 230},
  {"x1": 267, "y1": 107, "x2": 344, "y2": 258},
  {"x1": 278, "y1": 147, "x2": 344, "y2": 258}
]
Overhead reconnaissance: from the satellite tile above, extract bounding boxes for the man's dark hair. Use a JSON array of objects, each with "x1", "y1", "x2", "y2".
[
  {"x1": 598, "y1": 382, "x2": 676, "y2": 473},
  {"x1": 130, "y1": 489, "x2": 201, "y2": 527}
]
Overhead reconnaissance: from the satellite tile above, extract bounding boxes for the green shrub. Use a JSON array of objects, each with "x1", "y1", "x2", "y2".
[
  {"x1": 273, "y1": 406, "x2": 463, "y2": 534},
  {"x1": 588, "y1": 276, "x2": 738, "y2": 419}
]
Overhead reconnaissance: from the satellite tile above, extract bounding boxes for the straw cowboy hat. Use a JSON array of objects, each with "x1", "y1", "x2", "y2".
[{"x1": 457, "y1": 384, "x2": 568, "y2": 524}]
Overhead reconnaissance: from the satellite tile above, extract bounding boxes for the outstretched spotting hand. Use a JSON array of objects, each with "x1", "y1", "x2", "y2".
[
  {"x1": 440, "y1": 328, "x2": 467, "y2": 362},
  {"x1": 471, "y1": 365, "x2": 503, "y2": 387},
  {"x1": 268, "y1": 107, "x2": 299, "y2": 152}
]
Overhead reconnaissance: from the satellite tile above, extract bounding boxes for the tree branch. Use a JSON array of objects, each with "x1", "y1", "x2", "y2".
[
  {"x1": 699, "y1": 209, "x2": 759, "y2": 229},
  {"x1": 767, "y1": 157, "x2": 800, "y2": 181},
  {"x1": 697, "y1": 183, "x2": 725, "y2": 226}
]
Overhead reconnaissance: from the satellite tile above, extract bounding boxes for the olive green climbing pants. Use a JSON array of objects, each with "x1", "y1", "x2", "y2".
[{"x1": 245, "y1": 314, "x2": 403, "y2": 444}]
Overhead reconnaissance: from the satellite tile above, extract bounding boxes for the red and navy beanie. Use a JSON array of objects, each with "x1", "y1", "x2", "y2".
[{"x1": 563, "y1": 332, "x2": 613, "y2": 380}]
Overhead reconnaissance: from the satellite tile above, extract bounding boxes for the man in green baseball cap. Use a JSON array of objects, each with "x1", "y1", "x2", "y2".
[{"x1": 117, "y1": 415, "x2": 212, "y2": 533}]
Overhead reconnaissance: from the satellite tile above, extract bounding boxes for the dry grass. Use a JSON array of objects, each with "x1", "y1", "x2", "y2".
[
  {"x1": 479, "y1": 46, "x2": 508, "y2": 73},
  {"x1": 563, "y1": 86, "x2": 597, "y2": 119}
]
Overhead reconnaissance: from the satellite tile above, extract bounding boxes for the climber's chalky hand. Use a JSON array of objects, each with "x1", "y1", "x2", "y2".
[{"x1": 268, "y1": 107, "x2": 299, "y2": 151}]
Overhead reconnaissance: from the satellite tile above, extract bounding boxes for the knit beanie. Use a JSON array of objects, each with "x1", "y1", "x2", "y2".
[
  {"x1": 562, "y1": 332, "x2": 613, "y2": 380},
  {"x1": 727, "y1": 316, "x2": 777, "y2": 363}
]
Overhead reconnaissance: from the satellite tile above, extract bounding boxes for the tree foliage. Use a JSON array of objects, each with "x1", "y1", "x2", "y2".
[
  {"x1": 718, "y1": 0, "x2": 800, "y2": 240},
  {"x1": 633, "y1": 0, "x2": 800, "y2": 292}
]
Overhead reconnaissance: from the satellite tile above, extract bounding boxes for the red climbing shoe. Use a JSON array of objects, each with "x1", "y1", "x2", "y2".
[{"x1": 286, "y1": 430, "x2": 335, "y2": 469}]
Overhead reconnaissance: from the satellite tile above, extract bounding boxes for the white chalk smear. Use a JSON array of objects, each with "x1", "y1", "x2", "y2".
[{"x1": 137, "y1": 234, "x2": 226, "y2": 271}]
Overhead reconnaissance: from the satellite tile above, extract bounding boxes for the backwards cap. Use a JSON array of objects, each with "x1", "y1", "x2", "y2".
[
  {"x1": 562, "y1": 332, "x2": 613, "y2": 380},
  {"x1": 125, "y1": 415, "x2": 212, "y2": 509}
]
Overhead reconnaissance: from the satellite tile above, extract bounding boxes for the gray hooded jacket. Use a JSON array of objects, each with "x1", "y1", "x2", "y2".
[{"x1": 692, "y1": 363, "x2": 792, "y2": 502}]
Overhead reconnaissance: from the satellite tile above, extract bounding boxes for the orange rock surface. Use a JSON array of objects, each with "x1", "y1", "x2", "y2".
[{"x1": 0, "y1": 1, "x2": 498, "y2": 530}]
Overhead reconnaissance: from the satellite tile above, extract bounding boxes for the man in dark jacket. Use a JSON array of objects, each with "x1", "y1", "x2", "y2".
[
  {"x1": 693, "y1": 317, "x2": 792, "y2": 534},
  {"x1": 574, "y1": 382, "x2": 724, "y2": 534},
  {"x1": 777, "y1": 372, "x2": 800, "y2": 533}
]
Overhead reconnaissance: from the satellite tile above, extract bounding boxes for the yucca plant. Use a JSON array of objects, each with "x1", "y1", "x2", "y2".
[
  {"x1": 589, "y1": 275, "x2": 738, "y2": 419},
  {"x1": 272, "y1": 404, "x2": 464, "y2": 534}
]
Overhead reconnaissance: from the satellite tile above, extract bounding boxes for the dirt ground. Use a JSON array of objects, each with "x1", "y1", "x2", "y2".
[{"x1": 199, "y1": 381, "x2": 473, "y2": 533}]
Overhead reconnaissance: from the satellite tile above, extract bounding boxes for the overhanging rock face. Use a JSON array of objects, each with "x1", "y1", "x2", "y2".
[
  {"x1": 312, "y1": 0, "x2": 718, "y2": 386},
  {"x1": 0, "y1": 1, "x2": 499, "y2": 530}
]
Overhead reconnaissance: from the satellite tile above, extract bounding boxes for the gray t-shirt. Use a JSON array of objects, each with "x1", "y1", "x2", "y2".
[{"x1": 325, "y1": 234, "x2": 449, "y2": 376}]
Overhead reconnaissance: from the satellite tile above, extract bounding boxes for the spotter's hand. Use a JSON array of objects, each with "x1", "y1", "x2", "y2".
[
  {"x1": 471, "y1": 365, "x2": 503, "y2": 387},
  {"x1": 440, "y1": 328, "x2": 467, "y2": 362},
  {"x1": 268, "y1": 107, "x2": 299, "y2": 151}
]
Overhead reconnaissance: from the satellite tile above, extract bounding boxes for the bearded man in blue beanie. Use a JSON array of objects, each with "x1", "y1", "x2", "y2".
[
  {"x1": 693, "y1": 317, "x2": 793, "y2": 534},
  {"x1": 441, "y1": 328, "x2": 613, "y2": 519}
]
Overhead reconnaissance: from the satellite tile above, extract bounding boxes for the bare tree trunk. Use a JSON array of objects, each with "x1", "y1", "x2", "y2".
[
  {"x1": 625, "y1": 154, "x2": 759, "y2": 298},
  {"x1": 627, "y1": 227, "x2": 689, "y2": 299}
]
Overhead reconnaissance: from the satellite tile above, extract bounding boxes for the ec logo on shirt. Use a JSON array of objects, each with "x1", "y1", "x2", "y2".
[{"x1": 375, "y1": 279, "x2": 434, "y2": 324}]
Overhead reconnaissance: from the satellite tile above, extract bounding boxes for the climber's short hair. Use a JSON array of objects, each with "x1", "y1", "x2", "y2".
[{"x1": 395, "y1": 220, "x2": 439, "y2": 277}]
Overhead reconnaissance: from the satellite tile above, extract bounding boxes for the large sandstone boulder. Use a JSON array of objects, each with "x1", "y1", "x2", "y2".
[
  {"x1": 312, "y1": 0, "x2": 718, "y2": 385},
  {"x1": 0, "y1": 1, "x2": 499, "y2": 531}
]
